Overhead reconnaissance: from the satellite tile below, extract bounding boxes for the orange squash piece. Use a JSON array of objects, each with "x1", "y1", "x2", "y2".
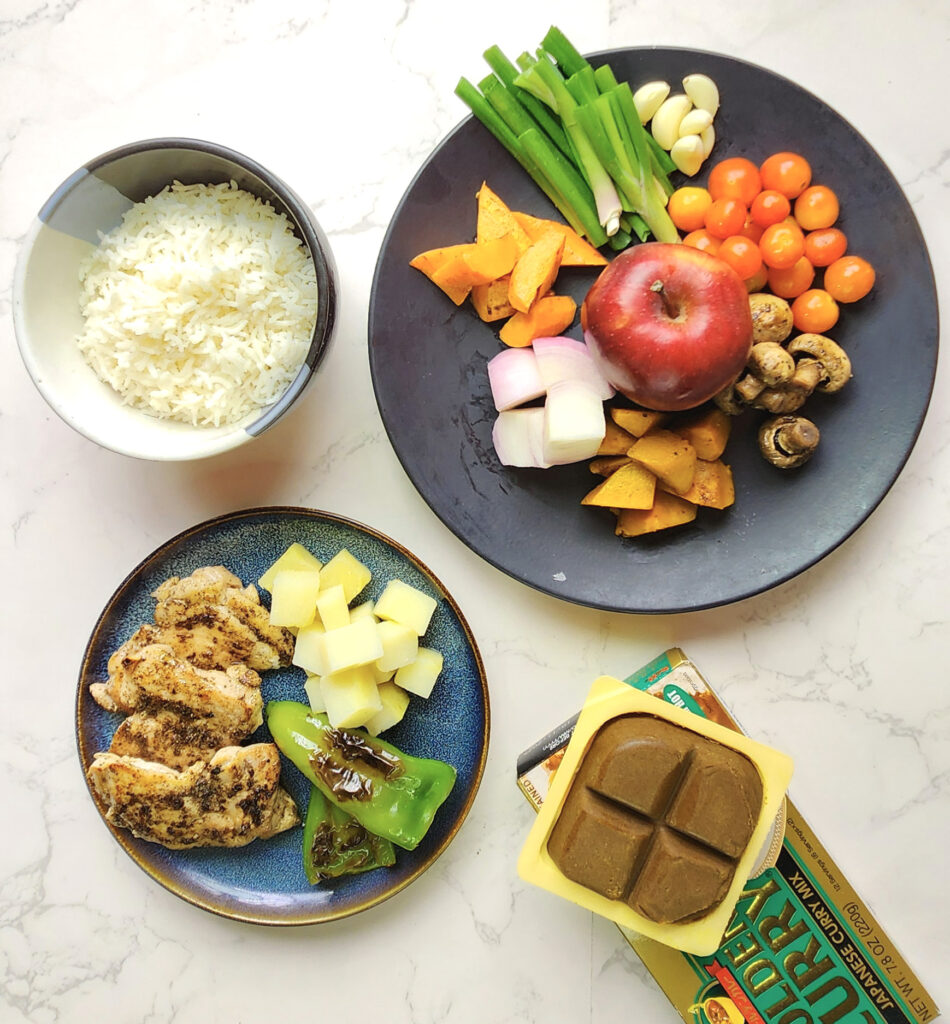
[
  {"x1": 674, "y1": 407, "x2": 732, "y2": 461},
  {"x1": 498, "y1": 294, "x2": 576, "y2": 348},
  {"x1": 614, "y1": 491, "x2": 698, "y2": 537},
  {"x1": 508, "y1": 231, "x2": 566, "y2": 313},
  {"x1": 476, "y1": 183, "x2": 533, "y2": 252},
  {"x1": 660, "y1": 458, "x2": 735, "y2": 509},
  {"x1": 470, "y1": 275, "x2": 516, "y2": 322},
  {"x1": 610, "y1": 407, "x2": 667, "y2": 438},
  {"x1": 581, "y1": 462, "x2": 657, "y2": 510},
  {"x1": 513, "y1": 211, "x2": 607, "y2": 267},
  {"x1": 589, "y1": 455, "x2": 631, "y2": 476},
  {"x1": 597, "y1": 418, "x2": 637, "y2": 455},
  {"x1": 409, "y1": 243, "x2": 476, "y2": 278},
  {"x1": 628, "y1": 429, "x2": 698, "y2": 495},
  {"x1": 434, "y1": 236, "x2": 521, "y2": 292}
]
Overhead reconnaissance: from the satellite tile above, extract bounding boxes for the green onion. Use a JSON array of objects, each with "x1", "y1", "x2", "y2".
[{"x1": 541, "y1": 25, "x2": 590, "y2": 77}]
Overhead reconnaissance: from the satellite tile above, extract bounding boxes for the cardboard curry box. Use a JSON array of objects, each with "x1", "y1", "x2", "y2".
[{"x1": 516, "y1": 649, "x2": 938, "y2": 1024}]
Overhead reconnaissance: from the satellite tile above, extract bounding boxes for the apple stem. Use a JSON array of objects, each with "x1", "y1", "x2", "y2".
[{"x1": 650, "y1": 279, "x2": 677, "y2": 319}]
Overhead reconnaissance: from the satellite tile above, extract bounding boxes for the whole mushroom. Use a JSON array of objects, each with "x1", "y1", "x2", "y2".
[
  {"x1": 758, "y1": 415, "x2": 821, "y2": 468},
  {"x1": 786, "y1": 333, "x2": 852, "y2": 393},
  {"x1": 748, "y1": 293, "x2": 794, "y2": 345}
]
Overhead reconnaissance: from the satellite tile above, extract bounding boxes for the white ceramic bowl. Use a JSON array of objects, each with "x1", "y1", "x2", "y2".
[{"x1": 13, "y1": 138, "x2": 337, "y2": 460}]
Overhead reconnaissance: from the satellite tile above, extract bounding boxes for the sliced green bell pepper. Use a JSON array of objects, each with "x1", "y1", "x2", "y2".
[
  {"x1": 302, "y1": 784, "x2": 396, "y2": 884},
  {"x1": 267, "y1": 701, "x2": 456, "y2": 851}
]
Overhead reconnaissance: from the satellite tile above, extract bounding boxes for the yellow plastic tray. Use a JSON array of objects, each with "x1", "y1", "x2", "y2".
[{"x1": 517, "y1": 676, "x2": 794, "y2": 955}]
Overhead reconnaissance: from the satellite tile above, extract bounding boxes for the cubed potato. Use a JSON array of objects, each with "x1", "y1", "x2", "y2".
[
  {"x1": 269, "y1": 569, "x2": 321, "y2": 628},
  {"x1": 258, "y1": 543, "x2": 323, "y2": 593},
  {"x1": 395, "y1": 647, "x2": 444, "y2": 699},
  {"x1": 364, "y1": 681, "x2": 411, "y2": 737},
  {"x1": 292, "y1": 623, "x2": 329, "y2": 676},
  {"x1": 316, "y1": 584, "x2": 350, "y2": 631},
  {"x1": 320, "y1": 666, "x2": 383, "y2": 729},
  {"x1": 303, "y1": 674, "x2": 327, "y2": 713},
  {"x1": 371, "y1": 663, "x2": 395, "y2": 685},
  {"x1": 349, "y1": 600, "x2": 378, "y2": 623},
  {"x1": 374, "y1": 579, "x2": 437, "y2": 636},
  {"x1": 319, "y1": 549, "x2": 372, "y2": 603},
  {"x1": 375, "y1": 620, "x2": 419, "y2": 673},
  {"x1": 322, "y1": 617, "x2": 384, "y2": 674}
]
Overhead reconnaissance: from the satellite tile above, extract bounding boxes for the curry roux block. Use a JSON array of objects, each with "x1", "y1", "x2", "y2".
[{"x1": 546, "y1": 713, "x2": 763, "y2": 925}]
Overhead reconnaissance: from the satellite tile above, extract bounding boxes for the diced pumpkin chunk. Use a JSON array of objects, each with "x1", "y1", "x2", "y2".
[
  {"x1": 507, "y1": 231, "x2": 565, "y2": 313},
  {"x1": 512, "y1": 211, "x2": 608, "y2": 267},
  {"x1": 470, "y1": 275, "x2": 516, "y2": 322},
  {"x1": 269, "y1": 569, "x2": 320, "y2": 628},
  {"x1": 319, "y1": 549, "x2": 371, "y2": 603},
  {"x1": 476, "y1": 182, "x2": 533, "y2": 252},
  {"x1": 661, "y1": 458, "x2": 735, "y2": 509},
  {"x1": 610, "y1": 407, "x2": 667, "y2": 438},
  {"x1": 597, "y1": 418, "x2": 637, "y2": 455},
  {"x1": 395, "y1": 647, "x2": 444, "y2": 699},
  {"x1": 409, "y1": 243, "x2": 476, "y2": 279},
  {"x1": 674, "y1": 407, "x2": 732, "y2": 461},
  {"x1": 628, "y1": 429, "x2": 697, "y2": 495},
  {"x1": 259, "y1": 543, "x2": 323, "y2": 593},
  {"x1": 582, "y1": 462, "x2": 657, "y2": 510},
  {"x1": 589, "y1": 455, "x2": 632, "y2": 477},
  {"x1": 498, "y1": 294, "x2": 576, "y2": 348},
  {"x1": 614, "y1": 491, "x2": 698, "y2": 537}
]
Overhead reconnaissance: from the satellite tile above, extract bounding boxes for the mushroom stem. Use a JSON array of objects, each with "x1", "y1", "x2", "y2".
[{"x1": 758, "y1": 415, "x2": 821, "y2": 469}]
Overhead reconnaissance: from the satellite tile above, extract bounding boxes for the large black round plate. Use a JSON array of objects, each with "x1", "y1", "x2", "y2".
[
  {"x1": 369, "y1": 48, "x2": 938, "y2": 613},
  {"x1": 77, "y1": 508, "x2": 489, "y2": 924}
]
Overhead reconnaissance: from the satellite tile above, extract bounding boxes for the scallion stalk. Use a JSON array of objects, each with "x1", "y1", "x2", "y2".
[{"x1": 541, "y1": 25, "x2": 590, "y2": 77}]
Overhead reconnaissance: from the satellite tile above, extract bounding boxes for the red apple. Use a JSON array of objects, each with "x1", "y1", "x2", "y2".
[{"x1": 581, "y1": 242, "x2": 753, "y2": 411}]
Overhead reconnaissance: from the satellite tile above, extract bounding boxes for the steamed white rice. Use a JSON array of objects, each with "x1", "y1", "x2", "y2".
[{"x1": 76, "y1": 180, "x2": 318, "y2": 428}]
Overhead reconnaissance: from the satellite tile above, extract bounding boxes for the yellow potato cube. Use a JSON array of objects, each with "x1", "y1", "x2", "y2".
[
  {"x1": 375, "y1": 620, "x2": 419, "y2": 673},
  {"x1": 350, "y1": 600, "x2": 378, "y2": 622},
  {"x1": 370, "y1": 663, "x2": 395, "y2": 684},
  {"x1": 320, "y1": 549, "x2": 372, "y2": 603},
  {"x1": 374, "y1": 579, "x2": 437, "y2": 636},
  {"x1": 292, "y1": 622, "x2": 329, "y2": 676},
  {"x1": 303, "y1": 674, "x2": 327, "y2": 713},
  {"x1": 322, "y1": 617, "x2": 384, "y2": 674},
  {"x1": 364, "y1": 681, "x2": 411, "y2": 736},
  {"x1": 320, "y1": 666, "x2": 383, "y2": 729},
  {"x1": 269, "y1": 570, "x2": 321, "y2": 628},
  {"x1": 395, "y1": 647, "x2": 444, "y2": 699},
  {"x1": 258, "y1": 543, "x2": 323, "y2": 593},
  {"x1": 316, "y1": 584, "x2": 350, "y2": 631}
]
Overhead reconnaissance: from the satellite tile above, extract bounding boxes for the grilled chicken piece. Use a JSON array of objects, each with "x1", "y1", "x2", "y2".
[
  {"x1": 90, "y1": 644, "x2": 263, "y2": 738},
  {"x1": 86, "y1": 743, "x2": 299, "y2": 849},
  {"x1": 109, "y1": 708, "x2": 249, "y2": 770},
  {"x1": 108, "y1": 622, "x2": 274, "y2": 676},
  {"x1": 150, "y1": 567, "x2": 294, "y2": 671}
]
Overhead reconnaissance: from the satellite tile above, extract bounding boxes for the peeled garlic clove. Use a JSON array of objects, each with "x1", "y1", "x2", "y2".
[
  {"x1": 651, "y1": 94, "x2": 693, "y2": 151},
  {"x1": 678, "y1": 108, "x2": 714, "y2": 137},
  {"x1": 683, "y1": 73, "x2": 720, "y2": 116},
  {"x1": 670, "y1": 135, "x2": 706, "y2": 177},
  {"x1": 632, "y1": 80, "x2": 670, "y2": 124},
  {"x1": 700, "y1": 124, "x2": 716, "y2": 158}
]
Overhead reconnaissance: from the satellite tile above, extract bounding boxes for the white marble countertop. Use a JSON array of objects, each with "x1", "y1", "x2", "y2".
[{"x1": 2, "y1": 1, "x2": 948, "y2": 1021}]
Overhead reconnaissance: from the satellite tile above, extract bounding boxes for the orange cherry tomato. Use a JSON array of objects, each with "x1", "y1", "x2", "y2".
[
  {"x1": 791, "y1": 288, "x2": 839, "y2": 333},
  {"x1": 794, "y1": 185, "x2": 840, "y2": 230},
  {"x1": 744, "y1": 264, "x2": 769, "y2": 293},
  {"x1": 767, "y1": 256, "x2": 815, "y2": 299},
  {"x1": 704, "y1": 198, "x2": 748, "y2": 240},
  {"x1": 803, "y1": 227, "x2": 848, "y2": 267},
  {"x1": 668, "y1": 186, "x2": 713, "y2": 232},
  {"x1": 760, "y1": 152, "x2": 812, "y2": 199},
  {"x1": 823, "y1": 255, "x2": 876, "y2": 302},
  {"x1": 740, "y1": 215, "x2": 764, "y2": 244},
  {"x1": 708, "y1": 157, "x2": 762, "y2": 205},
  {"x1": 683, "y1": 228, "x2": 722, "y2": 255},
  {"x1": 758, "y1": 221, "x2": 805, "y2": 269},
  {"x1": 720, "y1": 234, "x2": 765, "y2": 278},
  {"x1": 750, "y1": 189, "x2": 791, "y2": 228},
  {"x1": 718, "y1": 235, "x2": 763, "y2": 281}
]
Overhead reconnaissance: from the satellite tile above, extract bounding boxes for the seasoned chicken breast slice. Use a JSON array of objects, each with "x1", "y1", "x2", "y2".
[
  {"x1": 151, "y1": 566, "x2": 243, "y2": 604},
  {"x1": 108, "y1": 707, "x2": 252, "y2": 770},
  {"x1": 87, "y1": 744, "x2": 299, "y2": 849},
  {"x1": 90, "y1": 644, "x2": 263, "y2": 737}
]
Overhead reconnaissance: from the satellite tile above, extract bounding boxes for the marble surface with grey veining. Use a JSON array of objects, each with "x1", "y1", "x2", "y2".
[{"x1": 1, "y1": 0, "x2": 948, "y2": 1020}]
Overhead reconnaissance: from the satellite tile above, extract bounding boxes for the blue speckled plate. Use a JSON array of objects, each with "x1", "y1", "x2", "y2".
[{"x1": 76, "y1": 507, "x2": 489, "y2": 925}]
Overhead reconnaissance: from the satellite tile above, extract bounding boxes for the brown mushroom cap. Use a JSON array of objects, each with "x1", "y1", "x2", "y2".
[
  {"x1": 758, "y1": 415, "x2": 821, "y2": 469},
  {"x1": 786, "y1": 333, "x2": 852, "y2": 393},
  {"x1": 747, "y1": 342, "x2": 795, "y2": 387},
  {"x1": 748, "y1": 293, "x2": 794, "y2": 346}
]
